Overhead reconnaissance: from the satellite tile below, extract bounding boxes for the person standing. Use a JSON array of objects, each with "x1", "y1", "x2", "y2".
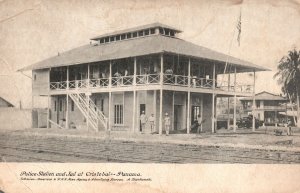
[
  {"x1": 164, "y1": 113, "x2": 171, "y2": 136},
  {"x1": 197, "y1": 115, "x2": 202, "y2": 134},
  {"x1": 148, "y1": 113, "x2": 156, "y2": 133},
  {"x1": 140, "y1": 111, "x2": 147, "y2": 133},
  {"x1": 288, "y1": 119, "x2": 293, "y2": 136}
]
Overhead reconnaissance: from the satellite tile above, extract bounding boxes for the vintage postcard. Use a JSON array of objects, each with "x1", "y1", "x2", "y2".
[{"x1": 0, "y1": 0, "x2": 300, "y2": 192}]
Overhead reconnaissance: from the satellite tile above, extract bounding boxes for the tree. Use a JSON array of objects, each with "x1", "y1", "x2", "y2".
[{"x1": 274, "y1": 49, "x2": 300, "y2": 127}]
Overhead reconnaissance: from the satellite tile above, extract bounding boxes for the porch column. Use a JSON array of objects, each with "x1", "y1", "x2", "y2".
[
  {"x1": 159, "y1": 54, "x2": 163, "y2": 135},
  {"x1": 233, "y1": 66, "x2": 237, "y2": 132},
  {"x1": 200, "y1": 94, "x2": 203, "y2": 132},
  {"x1": 67, "y1": 66, "x2": 69, "y2": 89},
  {"x1": 187, "y1": 58, "x2": 191, "y2": 134},
  {"x1": 159, "y1": 90, "x2": 163, "y2": 135},
  {"x1": 153, "y1": 90, "x2": 157, "y2": 132},
  {"x1": 132, "y1": 90, "x2": 136, "y2": 132},
  {"x1": 108, "y1": 92, "x2": 112, "y2": 131},
  {"x1": 47, "y1": 95, "x2": 50, "y2": 129},
  {"x1": 212, "y1": 93, "x2": 215, "y2": 133},
  {"x1": 87, "y1": 64, "x2": 90, "y2": 88},
  {"x1": 109, "y1": 60, "x2": 112, "y2": 88},
  {"x1": 66, "y1": 94, "x2": 69, "y2": 129},
  {"x1": 227, "y1": 98, "x2": 230, "y2": 129},
  {"x1": 133, "y1": 57, "x2": 137, "y2": 86},
  {"x1": 66, "y1": 66, "x2": 69, "y2": 129},
  {"x1": 252, "y1": 70, "x2": 256, "y2": 132},
  {"x1": 227, "y1": 71, "x2": 230, "y2": 129},
  {"x1": 172, "y1": 91, "x2": 175, "y2": 131},
  {"x1": 47, "y1": 68, "x2": 51, "y2": 129},
  {"x1": 212, "y1": 63, "x2": 216, "y2": 133},
  {"x1": 187, "y1": 92, "x2": 191, "y2": 134},
  {"x1": 132, "y1": 57, "x2": 137, "y2": 133},
  {"x1": 160, "y1": 54, "x2": 164, "y2": 85}
]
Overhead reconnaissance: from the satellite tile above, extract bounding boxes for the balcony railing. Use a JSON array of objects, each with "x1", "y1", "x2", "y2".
[
  {"x1": 49, "y1": 74, "x2": 253, "y2": 93},
  {"x1": 191, "y1": 77, "x2": 213, "y2": 88}
]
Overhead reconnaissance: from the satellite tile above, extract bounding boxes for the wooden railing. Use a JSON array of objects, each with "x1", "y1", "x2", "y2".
[{"x1": 49, "y1": 74, "x2": 253, "y2": 93}]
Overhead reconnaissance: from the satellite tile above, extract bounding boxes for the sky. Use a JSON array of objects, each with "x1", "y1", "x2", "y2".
[{"x1": 0, "y1": 0, "x2": 299, "y2": 108}]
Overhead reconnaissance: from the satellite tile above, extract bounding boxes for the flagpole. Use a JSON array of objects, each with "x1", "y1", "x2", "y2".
[{"x1": 221, "y1": 8, "x2": 242, "y2": 85}]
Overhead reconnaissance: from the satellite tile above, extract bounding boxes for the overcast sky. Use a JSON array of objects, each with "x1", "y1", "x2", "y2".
[{"x1": 0, "y1": 0, "x2": 299, "y2": 108}]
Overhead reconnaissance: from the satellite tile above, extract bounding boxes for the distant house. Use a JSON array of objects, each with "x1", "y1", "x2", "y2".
[
  {"x1": 0, "y1": 97, "x2": 14, "y2": 108},
  {"x1": 240, "y1": 91, "x2": 287, "y2": 126}
]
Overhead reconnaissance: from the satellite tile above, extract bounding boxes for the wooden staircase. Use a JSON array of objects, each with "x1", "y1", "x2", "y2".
[{"x1": 69, "y1": 93, "x2": 108, "y2": 131}]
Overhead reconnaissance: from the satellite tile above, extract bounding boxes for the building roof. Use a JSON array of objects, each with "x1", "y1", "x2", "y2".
[
  {"x1": 20, "y1": 34, "x2": 269, "y2": 72},
  {"x1": 19, "y1": 35, "x2": 268, "y2": 72},
  {"x1": 240, "y1": 91, "x2": 287, "y2": 101},
  {"x1": 90, "y1": 22, "x2": 182, "y2": 40}
]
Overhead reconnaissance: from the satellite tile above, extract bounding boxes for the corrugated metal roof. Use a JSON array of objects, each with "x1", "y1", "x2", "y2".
[
  {"x1": 90, "y1": 22, "x2": 182, "y2": 40},
  {"x1": 20, "y1": 35, "x2": 269, "y2": 72},
  {"x1": 240, "y1": 91, "x2": 287, "y2": 101}
]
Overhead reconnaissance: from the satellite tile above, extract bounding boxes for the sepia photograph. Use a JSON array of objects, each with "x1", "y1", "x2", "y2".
[{"x1": 0, "y1": 0, "x2": 300, "y2": 192}]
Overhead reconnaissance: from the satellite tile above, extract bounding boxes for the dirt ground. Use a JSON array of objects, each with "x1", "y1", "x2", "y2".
[{"x1": 6, "y1": 126, "x2": 300, "y2": 151}]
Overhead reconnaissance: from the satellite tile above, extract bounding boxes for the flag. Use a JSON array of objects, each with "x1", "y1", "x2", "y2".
[{"x1": 236, "y1": 11, "x2": 242, "y2": 46}]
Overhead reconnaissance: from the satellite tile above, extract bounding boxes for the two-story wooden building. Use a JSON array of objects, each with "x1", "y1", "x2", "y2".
[
  {"x1": 20, "y1": 23, "x2": 268, "y2": 134},
  {"x1": 240, "y1": 91, "x2": 288, "y2": 126}
]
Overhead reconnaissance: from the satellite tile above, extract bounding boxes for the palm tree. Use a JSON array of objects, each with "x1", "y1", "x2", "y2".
[{"x1": 274, "y1": 49, "x2": 300, "y2": 127}]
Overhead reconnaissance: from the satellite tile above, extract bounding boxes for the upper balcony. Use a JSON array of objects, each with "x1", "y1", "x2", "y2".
[
  {"x1": 44, "y1": 53, "x2": 255, "y2": 96},
  {"x1": 49, "y1": 73, "x2": 253, "y2": 94}
]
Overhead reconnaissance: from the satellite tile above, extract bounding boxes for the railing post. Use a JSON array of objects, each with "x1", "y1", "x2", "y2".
[
  {"x1": 66, "y1": 66, "x2": 69, "y2": 90},
  {"x1": 160, "y1": 54, "x2": 164, "y2": 86},
  {"x1": 133, "y1": 57, "x2": 137, "y2": 86}
]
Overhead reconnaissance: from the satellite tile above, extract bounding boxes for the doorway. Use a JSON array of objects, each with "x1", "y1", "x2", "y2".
[
  {"x1": 174, "y1": 105, "x2": 183, "y2": 130},
  {"x1": 139, "y1": 104, "x2": 146, "y2": 131},
  {"x1": 57, "y1": 96, "x2": 66, "y2": 124},
  {"x1": 191, "y1": 106, "x2": 201, "y2": 123}
]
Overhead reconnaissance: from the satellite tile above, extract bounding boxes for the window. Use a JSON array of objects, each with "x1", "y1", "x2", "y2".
[
  {"x1": 165, "y1": 29, "x2": 170, "y2": 36},
  {"x1": 104, "y1": 37, "x2": 109, "y2": 43},
  {"x1": 110, "y1": 36, "x2": 115, "y2": 42},
  {"x1": 127, "y1": 33, "x2": 132, "y2": 39},
  {"x1": 145, "y1": 29, "x2": 149, "y2": 36},
  {"x1": 138, "y1": 30, "x2": 144, "y2": 37},
  {"x1": 121, "y1": 34, "x2": 126, "y2": 40},
  {"x1": 159, "y1": 27, "x2": 164, "y2": 35},
  {"x1": 54, "y1": 101, "x2": 57, "y2": 111},
  {"x1": 150, "y1": 28, "x2": 155, "y2": 34},
  {"x1": 170, "y1": 30, "x2": 175, "y2": 37},
  {"x1": 116, "y1": 35, "x2": 120, "y2": 41},
  {"x1": 59, "y1": 100, "x2": 62, "y2": 112},
  {"x1": 100, "y1": 38, "x2": 105, "y2": 44},
  {"x1": 132, "y1": 32, "x2": 137, "y2": 38},
  {"x1": 114, "y1": 104, "x2": 123, "y2": 125},
  {"x1": 71, "y1": 101, "x2": 74, "y2": 111},
  {"x1": 256, "y1": 101, "x2": 260, "y2": 108}
]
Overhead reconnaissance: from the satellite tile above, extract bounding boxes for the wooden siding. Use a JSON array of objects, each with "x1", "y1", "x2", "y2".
[{"x1": 32, "y1": 69, "x2": 50, "y2": 96}]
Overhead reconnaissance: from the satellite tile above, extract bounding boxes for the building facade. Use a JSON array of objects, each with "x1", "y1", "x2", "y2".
[
  {"x1": 21, "y1": 23, "x2": 267, "y2": 134},
  {"x1": 240, "y1": 91, "x2": 288, "y2": 126}
]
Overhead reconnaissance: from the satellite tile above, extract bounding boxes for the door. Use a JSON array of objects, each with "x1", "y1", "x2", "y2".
[
  {"x1": 191, "y1": 106, "x2": 201, "y2": 123},
  {"x1": 139, "y1": 104, "x2": 146, "y2": 131},
  {"x1": 58, "y1": 96, "x2": 66, "y2": 124},
  {"x1": 174, "y1": 105, "x2": 183, "y2": 130}
]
